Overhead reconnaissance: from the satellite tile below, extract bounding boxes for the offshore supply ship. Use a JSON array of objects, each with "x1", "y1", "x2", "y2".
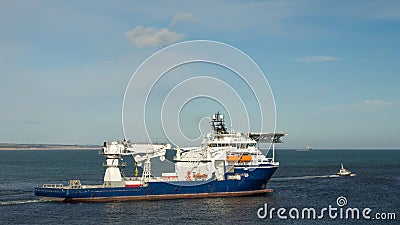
[{"x1": 35, "y1": 112, "x2": 286, "y2": 202}]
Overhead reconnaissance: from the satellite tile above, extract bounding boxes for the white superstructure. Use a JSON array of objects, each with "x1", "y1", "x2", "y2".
[
  {"x1": 174, "y1": 112, "x2": 285, "y2": 181},
  {"x1": 101, "y1": 112, "x2": 286, "y2": 187}
]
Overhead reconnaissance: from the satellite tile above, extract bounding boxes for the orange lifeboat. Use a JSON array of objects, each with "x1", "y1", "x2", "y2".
[
  {"x1": 239, "y1": 155, "x2": 252, "y2": 163},
  {"x1": 226, "y1": 156, "x2": 240, "y2": 162}
]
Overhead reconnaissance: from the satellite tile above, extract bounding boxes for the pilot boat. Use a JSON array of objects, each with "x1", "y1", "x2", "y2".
[{"x1": 337, "y1": 163, "x2": 356, "y2": 176}]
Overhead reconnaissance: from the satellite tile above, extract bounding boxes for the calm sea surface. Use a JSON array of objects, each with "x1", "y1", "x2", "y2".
[{"x1": 0, "y1": 150, "x2": 398, "y2": 224}]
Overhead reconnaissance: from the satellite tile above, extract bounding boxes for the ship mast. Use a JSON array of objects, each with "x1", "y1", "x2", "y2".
[{"x1": 211, "y1": 112, "x2": 227, "y2": 134}]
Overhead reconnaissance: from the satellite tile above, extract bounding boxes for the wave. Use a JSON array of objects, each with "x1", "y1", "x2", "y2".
[
  {"x1": 0, "y1": 190, "x2": 33, "y2": 197},
  {"x1": 272, "y1": 174, "x2": 340, "y2": 181}
]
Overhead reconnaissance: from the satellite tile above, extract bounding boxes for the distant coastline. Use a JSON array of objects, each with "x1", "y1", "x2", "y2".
[{"x1": 0, "y1": 143, "x2": 100, "y2": 150}]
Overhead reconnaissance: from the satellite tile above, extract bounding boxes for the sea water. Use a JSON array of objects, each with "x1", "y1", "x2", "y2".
[{"x1": 0, "y1": 150, "x2": 398, "y2": 224}]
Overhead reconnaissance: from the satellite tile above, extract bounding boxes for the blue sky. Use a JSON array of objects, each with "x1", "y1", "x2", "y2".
[{"x1": 1, "y1": 0, "x2": 399, "y2": 148}]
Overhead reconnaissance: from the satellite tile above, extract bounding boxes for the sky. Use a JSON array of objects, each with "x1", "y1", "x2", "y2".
[{"x1": 0, "y1": 0, "x2": 399, "y2": 149}]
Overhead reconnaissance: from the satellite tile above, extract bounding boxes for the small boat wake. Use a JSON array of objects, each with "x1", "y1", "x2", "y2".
[
  {"x1": 272, "y1": 164, "x2": 357, "y2": 181},
  {"x1": 272, "y1": 174, "x2": 340, "y2": 181},
  {"x1": 0, "y1": 198, "x2": 50, "y2": 206}
]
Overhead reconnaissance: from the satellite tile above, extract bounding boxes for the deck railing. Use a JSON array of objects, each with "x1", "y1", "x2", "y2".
[{"x1": 43, "y1": 184, "x2": 64, "y2": 188}]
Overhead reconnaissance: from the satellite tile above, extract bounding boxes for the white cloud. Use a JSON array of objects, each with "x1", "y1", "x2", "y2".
[
  {"x1": 125, "y1": 26, "x2": 185, "y2": 48},
  {"x1": 361, "y1": 99, "x2": 394, "y2": 108},
  {"x1": 331, "y1": 99, "x2": 395, "y2": 111},
  {"x1": 170, "y1": 13, "x2": 197, "y2": 27},
  {"x1": 294, "y1": 56, "x2": 339, "y2": 63}
]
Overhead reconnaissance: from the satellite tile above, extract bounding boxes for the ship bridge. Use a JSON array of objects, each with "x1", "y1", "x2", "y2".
[{"x1": 248, "y1": 132, "x2": 287, "y2": 143}]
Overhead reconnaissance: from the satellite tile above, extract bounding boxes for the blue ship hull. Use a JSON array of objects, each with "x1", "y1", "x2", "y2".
[{"x1": 35, "y1": 166, "x2": 277, "y2": 202}]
